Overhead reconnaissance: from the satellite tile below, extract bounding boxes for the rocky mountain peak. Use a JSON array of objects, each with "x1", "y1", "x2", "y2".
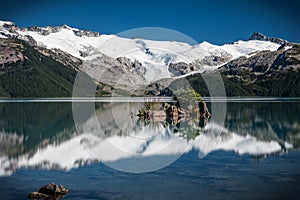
[
  {"x1": 0, "y1": 21, "x2": 101, "y2": 38},
  {"x1": 21, "y1": 26, "x2": 63, "y2": 36},
  {"x1": 249, "y1": 32, "x2": 288, "y2": 45},
  {"x1": 72, "y1": 29, "x2": 100, "y2": 37},
  {"x1": 0, "y1": 21, "x2": 15, "y2": 28}
]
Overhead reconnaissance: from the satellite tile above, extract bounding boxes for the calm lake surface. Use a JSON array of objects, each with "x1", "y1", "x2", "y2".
[{"x1": 0, "y1": 99, "x2": 300, "y2": 200}]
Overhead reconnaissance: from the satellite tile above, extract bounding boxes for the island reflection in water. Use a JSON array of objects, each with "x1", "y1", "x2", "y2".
[{"x1": 0, "y1": 101, "x2": 299, "y2": 175}]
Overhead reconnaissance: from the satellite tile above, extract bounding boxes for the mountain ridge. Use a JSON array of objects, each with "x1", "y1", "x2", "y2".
[
  {"x1": 249, "y1": 32, "x2": 288, "y2": 45},
  {"x1": 0, "y1": 20, "x2": 299, "y2": 97},
  {"x1": 0, "y1": 20, "x2": 290, "y2": 46}
]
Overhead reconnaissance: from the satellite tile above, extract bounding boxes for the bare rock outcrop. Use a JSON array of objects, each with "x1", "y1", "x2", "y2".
[
  {"x1": 0, "y1": 39, "x2": 24, "y2": 65},
  {"x1": 28, "y1": 183, "x2": 69, "y2": 199}
]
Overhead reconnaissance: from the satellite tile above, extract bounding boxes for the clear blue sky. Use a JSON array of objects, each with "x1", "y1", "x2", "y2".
[{"x1": 1, "y1": 0, "x2": 300, "y2": 44}]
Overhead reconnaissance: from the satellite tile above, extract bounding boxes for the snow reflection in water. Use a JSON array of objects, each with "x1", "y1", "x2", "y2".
[{"x1": 0, "y1": 101, "x2": 295, "y2": 175}]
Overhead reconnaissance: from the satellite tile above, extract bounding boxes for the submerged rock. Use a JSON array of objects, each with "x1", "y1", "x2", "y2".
[
  {"x1": 27, "y1": 192, "x2": 49, "y2": 199},
  {"x1": 38, "y1": 183, "x2": 69, "y2": 196},
  {"x1": 28, "y1": 183, "x2": 69, "y2": 199}
]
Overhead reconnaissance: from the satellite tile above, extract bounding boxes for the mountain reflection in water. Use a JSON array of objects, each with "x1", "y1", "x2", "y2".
[{"x1": 0, "y1": 101, "x2": 299, "y2": 175}]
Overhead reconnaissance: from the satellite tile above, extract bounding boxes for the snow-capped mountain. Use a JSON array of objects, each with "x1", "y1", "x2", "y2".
[
  {"x1": 1, "y1": 20, "x2": 299, "y2": 97},
  {"x1": 0, "y1": 20, "x2": 280, "y2": 82}
]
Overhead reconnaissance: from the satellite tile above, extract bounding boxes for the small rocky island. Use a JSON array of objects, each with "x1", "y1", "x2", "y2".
[
  {"x1": 137, "y1": 89, "x2": 211, "y2": 128},
  {"x1": 138, "y1": 89, "x2": 210, "y2": 123},
  {"x1": 27, "y1": 183, "x2": 69, "y2": 199},
  {"x1": 136, "y1": 95, "x2": 211, "y2": 140}
]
